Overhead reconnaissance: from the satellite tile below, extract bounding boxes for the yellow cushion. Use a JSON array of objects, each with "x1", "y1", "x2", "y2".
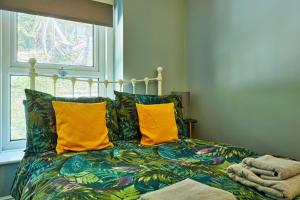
[
  {"x1": 136, "y1": 103, "x2": 178, "y2": 145},
  {"x1": 52, "y1": 101, "x2": 113, "y2": 154}
]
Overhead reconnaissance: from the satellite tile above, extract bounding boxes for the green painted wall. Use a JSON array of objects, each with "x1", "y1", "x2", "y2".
[
  {"x1": 0, "y1": 163, "x2": 18, "y2": 196},
  {"x1": 186, "y1": 0, "x2": 300, "y2": 160},
  {"x1": 122, "y1": 0, "x2": 186, "y2": 94}
]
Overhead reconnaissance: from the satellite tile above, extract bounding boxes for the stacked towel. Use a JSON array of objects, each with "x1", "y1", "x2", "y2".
[
  {"x1": 139, "y1": 178, "x2": 236, "y2": 200},
  {"x1": 227, "y1": 155, "x2": 300, "y2": 200},
  {"x1": 242, "y1": 155, "x2": 300, "y2": 180}
]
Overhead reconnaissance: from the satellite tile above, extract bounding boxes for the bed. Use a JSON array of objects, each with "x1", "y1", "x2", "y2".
[
  {"x1": 12, "y1": 139, "x2": 277, "y2": 200},
  {"x1": 11, "y1": 59, "x2": 300, "y2": 200}
]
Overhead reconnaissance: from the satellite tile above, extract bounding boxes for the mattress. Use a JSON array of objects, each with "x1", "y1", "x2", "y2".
[{"x1": 11, "y1": 139, "x2": 300, "y2": 200}]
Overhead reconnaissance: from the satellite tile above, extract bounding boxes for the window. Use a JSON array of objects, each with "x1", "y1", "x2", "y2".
[
  {"x1": 17, "y1": 13, "x2": 94, "y2": 67},
  {"x1": 10, "y1": 76, "x2": 29, "y2": 141},
  {"x1": 0, "y1": 10, "x2": 113, "y2": 150}
]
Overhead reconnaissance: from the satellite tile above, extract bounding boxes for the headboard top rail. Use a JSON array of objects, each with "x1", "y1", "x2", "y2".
[{"x1": 28, "y1": 58, "x2": 163, "y2": 97}]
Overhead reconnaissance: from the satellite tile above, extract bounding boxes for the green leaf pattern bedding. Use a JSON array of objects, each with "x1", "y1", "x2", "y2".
[{"x1": 11, "y1": 139, "x2": 300, "y2": 200}]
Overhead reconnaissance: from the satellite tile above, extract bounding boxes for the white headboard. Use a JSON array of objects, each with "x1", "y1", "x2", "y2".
[{"x1": 28, "y1": 58, "x2": 163, "y2": 97}]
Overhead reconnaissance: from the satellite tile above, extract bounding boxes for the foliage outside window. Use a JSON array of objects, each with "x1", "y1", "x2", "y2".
[{"x1": 17, "y1": 13, "x2": 94, "y2": 67}]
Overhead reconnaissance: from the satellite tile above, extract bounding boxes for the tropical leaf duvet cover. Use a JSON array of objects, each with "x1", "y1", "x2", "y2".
[{"x1": 11, "y1": 139, "x2": 300, "y2": 200}]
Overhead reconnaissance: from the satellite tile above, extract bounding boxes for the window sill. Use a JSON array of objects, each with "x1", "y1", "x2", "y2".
[{"x1": 0, "y1": 149, "x2": 24, "y2": 165}]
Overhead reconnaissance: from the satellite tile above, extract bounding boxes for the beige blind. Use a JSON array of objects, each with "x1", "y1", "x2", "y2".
[{"x1": 0, "y1": 0, "x2": 113, "y2": 27}]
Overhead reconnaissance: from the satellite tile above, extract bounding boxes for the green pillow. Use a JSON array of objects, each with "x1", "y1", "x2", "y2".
[
  {"x1": 24, "y1": 89, "x2": 120, "y2": 153},
  {"x1": 114, "y1": 91, "x2": 188, "y2": 141}
]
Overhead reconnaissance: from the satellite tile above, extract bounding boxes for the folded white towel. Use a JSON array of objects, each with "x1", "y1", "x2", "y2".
[
  {"x1": 242, "y1": 155, "x2": 300, "y2": 180},
  {"x1": 227, "y1": 164, "x2": 300, "y2": 200},
  {"x1": 139, "y1": 178, "x2": 236, "y2": 200}
]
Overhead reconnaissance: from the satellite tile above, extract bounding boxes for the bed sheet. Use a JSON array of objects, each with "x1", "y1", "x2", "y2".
[{"x1": 11, "y1": 139, "x2": 298, "y2": 200}]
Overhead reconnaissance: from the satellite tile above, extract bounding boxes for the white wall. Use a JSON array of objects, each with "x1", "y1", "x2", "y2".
[
  {"x1": 186, "y1": 0, "x2": 300, "y2": 160},
  {"x1": 121, "y1": 0, "x2": 186, "y2": 94}
]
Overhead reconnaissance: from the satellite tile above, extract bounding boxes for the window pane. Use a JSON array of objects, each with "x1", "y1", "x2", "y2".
[
  {"x1": 10, "y1": 76, "x2": 99, "y2": 141},
  {"x1": 74, "y1": 80, "x2": 99, "y2": 97},
  {"x1": 10, "y1": 76, "x2": 28, "y2": 140},
  {"x1": 17, "y1": 13, "x2": 93, "y2": 66},
  {"x1": 36, "y1": 76, "x2": 54, "y2": 94},
  {"x1": 56, "y1": 79, "x2": 73, "y2": 97},
  {"x1": 56, "y1": 78, "x2": 99, "y2": 97}
]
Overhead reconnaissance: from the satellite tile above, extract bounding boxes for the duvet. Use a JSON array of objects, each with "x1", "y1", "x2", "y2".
[{"x1": 11, "y1": 139, "x2": 300, "y2": 200}]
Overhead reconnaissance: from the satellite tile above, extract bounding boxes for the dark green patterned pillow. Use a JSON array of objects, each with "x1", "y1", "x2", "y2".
[
  {"x1": 24, "y1": 89, "x2": 120, "y2": 153},
  {"x1": 114, "y1": 91, "x2": 188, "y2": 141},
  {"x1": 114, "y1": 91, "x2": 139, "y2": 140}
]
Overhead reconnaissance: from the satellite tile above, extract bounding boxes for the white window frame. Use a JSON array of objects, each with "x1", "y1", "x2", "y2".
[{"x1": 0, "y1": 10, "x2": 114, "y2": 151}]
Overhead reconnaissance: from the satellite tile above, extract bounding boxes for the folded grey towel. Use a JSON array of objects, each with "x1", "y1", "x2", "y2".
[
  {"x1": 139, "y1": 178, "x2": 236, "y2": 200},
  {"x1": 227, "y1": 164, "x2": 300, "y2": 200},
  {"x1": 242, "y1": 155, "x2": 300, "y2": 180}
]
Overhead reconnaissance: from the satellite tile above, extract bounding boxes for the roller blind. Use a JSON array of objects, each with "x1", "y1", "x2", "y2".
[{"x1": 0, "y1": 0, "x2": 113, "y2": 27}]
